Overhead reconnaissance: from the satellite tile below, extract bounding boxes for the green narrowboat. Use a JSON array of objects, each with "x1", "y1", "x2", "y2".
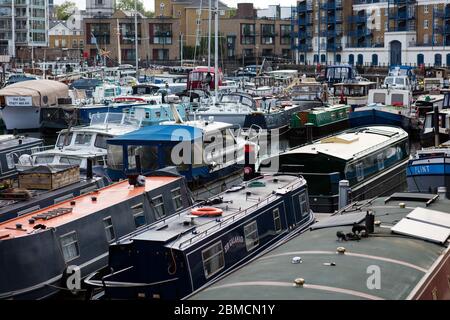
[{"x1": 290, "y1": 104, "x2": 351, "y2": 139}]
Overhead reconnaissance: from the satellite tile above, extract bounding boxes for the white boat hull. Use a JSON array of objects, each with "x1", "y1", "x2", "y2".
[{"x1": 0, "y1": 106, "x2": 41, "y2": 130}]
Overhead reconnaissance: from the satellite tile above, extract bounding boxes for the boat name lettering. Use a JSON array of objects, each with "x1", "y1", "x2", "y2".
[
  {"x1": 224, "y1": 236, "x2": 244, "y2": 253},
  {"x1": 413, "y1": 165, "x2": 430, "y2": 174}
]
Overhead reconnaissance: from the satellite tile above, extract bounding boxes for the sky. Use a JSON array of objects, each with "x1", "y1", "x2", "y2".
[{"x1": 53, "y1": 0, "x2": 298, "y2": 11}]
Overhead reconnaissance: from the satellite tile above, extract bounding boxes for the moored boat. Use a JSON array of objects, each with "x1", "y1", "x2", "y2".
[
  {"x1": 190, "y1": 191, "x2": 450, "y2": 300},
  {"x1": 84, "y1": 173, "x2": 315, "y2": 300},
  {"x1": 261, "y1": 126, "x2": 410, "y2": 213},
  {"x1": 0, "y1": 172, "x2": 192, "y2": 299}
]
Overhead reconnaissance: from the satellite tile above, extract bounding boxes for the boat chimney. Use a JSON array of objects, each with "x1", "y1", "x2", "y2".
[
  {"x1": 365, "y1": 210, "x2": 375, "y2": 233},
  {"x1": 433, "y1": 106, "x2": 440, "y2": 147},
  {"x1": 135, "y1": 155, "x2": 142, "y2": 174},
  {"x1": 338, "y1": 180, "x2": 351, "y2": 209},
  {"x1": 243, "y1": 143, "x2": 256, "y2": 181},
  {"x1": 438, "y1": 186, "x2": 448, "y2": 200},
  {"x1": 86, "y1": 158, "x2": 93, "y2": 180},
  {"x1": 306, "y1": 123, "x2": 313, "y2": 143}
]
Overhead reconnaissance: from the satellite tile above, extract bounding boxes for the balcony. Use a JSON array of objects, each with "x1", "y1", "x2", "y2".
[
  {"x1": 298, "y1": 3, "x2": 313, "y2": 12},
  {"x1": 348, "y1": 29, "x2": 372, "y2": 37},
  {"x1": 298, "y1": 17, "x2": 313, "y2": 25},
  {"x1": 326, "y1": 44, "x2": 343, "y2": 51},
  {"x1": 348, "y1": 15, "x2": 368, "y2": 24},
  {"x1": 389, "y1": 11, "x2": 415, "y2": 20},
  {"x1": 296, "y1": 44, "x2": 313, "y2": 51}
]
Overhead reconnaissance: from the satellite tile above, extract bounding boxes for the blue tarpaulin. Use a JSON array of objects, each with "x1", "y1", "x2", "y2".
[{"x1": 108, "y1": 125, "x2": 202, "y2": 145}]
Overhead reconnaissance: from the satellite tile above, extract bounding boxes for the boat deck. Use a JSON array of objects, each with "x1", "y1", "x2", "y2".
[
  {"x1": 0, "y1": 176, "x2": 181, "y2": 240},
  {"x1": 131, "y1": 174, "x2": 305, "y2": 249},
  {"x1": 190, "y1": 194, "x2": 450, "y2": 300}
]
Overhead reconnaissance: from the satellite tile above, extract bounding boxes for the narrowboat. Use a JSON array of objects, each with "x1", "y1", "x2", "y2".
[
  {"x1": 84, "y1": 173, "x2": 315, "y2": 300},
  {"x1": 0, "y1": 172, "x2": 192, "y2": 299},
  {"x1": 348, "y1": 89, "x2": 415, "y2": 131},
  {"x1": 0, "y1": 165, "x2": 108, "y2": 223},
  {"x1": 105, "y1": 116, "x2": 257, "y2": 199},
  {"x1": 0, "y1": 80, "x2": 70, "y2": 131},
  {"x1": 261, "y1": 126, "x2": 410, "y2": 213},
  {"x1": 289, "y1": 104, "x2": 350, "y2": 139},
  {"x1": 420, "y1": 109, "x2": 450, "y2": 146},
  {"x1": 190, "y1": 191, "x2": 450, "y2": 300},
  {"x1": 0, "y1": 135, "x2": 43, "y2": 181},
  {"x1": 407, "y1": 142, "x2": 450, "y2": 197}
]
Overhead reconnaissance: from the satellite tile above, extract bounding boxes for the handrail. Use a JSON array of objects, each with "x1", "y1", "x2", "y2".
[{"x1": 177, "y1": 178, "x2": 305, "y2": 249}]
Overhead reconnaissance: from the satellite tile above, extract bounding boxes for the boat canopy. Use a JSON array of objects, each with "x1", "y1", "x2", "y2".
[
  {"x1": 0, "y1": 79, "x2": 69, "y2": 107},
  {"x1": 108, "y1": 125, "x2": 203, "y2": 145}
]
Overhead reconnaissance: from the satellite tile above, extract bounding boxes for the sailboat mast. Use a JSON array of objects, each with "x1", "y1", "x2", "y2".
[
  {"x1": 117, "y1": 19, "x2": 122, "y2": 65},
  {"x1": 214, "y1": 0, "x2": 219, "y2": 101},
  {"x1": 134, "y1": 0, "x2": 139, "y2": 77},
  {"x1": 208, "y1": 0, "x2": 212, "y2": 72}
]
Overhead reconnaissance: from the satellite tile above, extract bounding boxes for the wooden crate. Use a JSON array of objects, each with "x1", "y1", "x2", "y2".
[{"x1": 18, "y1": 165, "x2": 80, "y2": 190}]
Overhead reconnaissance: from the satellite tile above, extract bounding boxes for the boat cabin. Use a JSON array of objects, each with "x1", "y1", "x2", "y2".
[
  {"x1": 187, "y1": 67, "x2": 223, "y2": 90},
  {"x1": 332, "y1": 81, "x2": 377, "y2": 106}
]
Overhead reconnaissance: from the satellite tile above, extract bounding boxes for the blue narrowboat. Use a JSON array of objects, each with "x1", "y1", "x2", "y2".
[{"x1": 85, "y1": 174, "x2": 314, "y2": 299}]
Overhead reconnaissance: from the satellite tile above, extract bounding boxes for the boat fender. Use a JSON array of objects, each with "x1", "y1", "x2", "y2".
[{"x1": 191, "y1": 207, "x2": 223, "y2": 217}]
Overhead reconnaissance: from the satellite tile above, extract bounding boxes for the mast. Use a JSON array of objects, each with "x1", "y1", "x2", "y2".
[
  {"x1": 214, "y1": 0, "x2": 219, "y2": 102},
  {"x1": 208, "y1": 0, "x2": 212, "y2": 72},
  {"x1": 11, "y1": 0, "x2": 15, "y2": 60},
  {"x1": 134, "y1": 0, "x2": 139, "y2": 77},
  {"x1": 117, "y1": 19, "x2": 122, "y2": 65}
]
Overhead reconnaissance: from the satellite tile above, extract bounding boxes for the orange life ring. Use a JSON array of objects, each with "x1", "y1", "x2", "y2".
[{"x1": 191, "y1": 207, "x2": 223, "y2": 217}]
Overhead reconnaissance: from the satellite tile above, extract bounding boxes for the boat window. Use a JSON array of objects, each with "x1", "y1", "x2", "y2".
[
  {"x1": 202, "y1": 241, "x2": 225, "y2": 279},
  {"x1": 107, "y1": 145, "x2": 124, "y2": 170},
  {"x1": 128, "y1": 146, "x2": 159, "y2": 171},
  {"x1": 152, "y1": 195, "x2": 166, "y2": 219},
  {"x1": 132, "y1": 203, "x2": 146, "y2": 228},
  {"x1": 74, "y1": 133, "x2": 93, "y2": 146},
  {"x1": 60, "y1": 157, "x2": 82, "y2": 166},
  {"x1": 299, "y1": 191, "x2": 309, "y2": 217},
  {"x1": 104, "y1": 88, "x2": 116, "y2": 97},
  {"x1": 395, "y1": 78, "x2": 405, "y2": 85},
  {"x1": 377, "y1": 153, "x2": 385, "y2": 170},
  {"x1": 373, "y1": 92, "x2": 386, "y2": 104},
  {"x1": 273, "y1": 208, "x2": 282, "y2": 232},
  {"x1": 171, "y1": 188, "x2": 183, "y2": 210},
  {"x1": 103, "y1": 217, "x2": 116, "y2": 242},
  {"x1": 392, "y1": 94, "x2": 405, "y2": 105},
  {"x1": 6, "y1": 152, "x2": 15, "y2": 169},
  {"x1": 356, "y1": 163, "x2": 364, "y2": 182},
  {"x1": 56, "y1": 133, "x2": 73, "y2": 147},
  {"x1": 94, "y1": 134, "x2": 109, "y2": 149},
  {"x1": 384, "y1": 77, "x2": 394, "y2": 85},
  {"x1": 60, "y1": 231, "x2": 80, "y2": 262},
  {"x1": 244, "y1": 221, "x2": 259, "y2": 252},
  {"x1": 34, "y1": 155, "x2": 55, "y2": 164}
]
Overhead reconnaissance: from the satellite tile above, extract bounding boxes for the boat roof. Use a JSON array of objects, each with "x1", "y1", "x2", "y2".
[
  {"x1": 415, "y1": 94, "x2": 445, "y2": 101},
  {"x1": 284, "y1": 126, "x2": 407, "y2": 161},
  {"x1": 333, "y1": 81, "x2": 376, "y2": 86},
  {"x1": 0, "y1": 135, "x2": 41, "y2": 149},
  {"x1": 0, "y1": 79, "x2": 69, "y2": 106},
  {"x1": 108, "y1": 124, "x2": 203, "y2": 145},
  {"x1": 190, "y1": 193, "x2": 450, "y2": 300},
  {"x1": 128, "y1": 174, "x2": 307, "y2": 250},
  {"x1": 0, "y1": 176, "x2": 182, "y2": 241}
]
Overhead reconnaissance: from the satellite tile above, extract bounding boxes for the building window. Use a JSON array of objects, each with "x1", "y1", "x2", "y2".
[
  {"x1": 132, "y1": 203, "x2": 146, "y2": 228},
  {"x1": 103, "y1": 217, "x2": 115, "y2": 242},
  {"x1": 384, "y1": 21, "x2": 388, "y2": 31},
  {"x1": 357, "y1": 54, "x2": 363, "y2": 65},
  {"x1": 241, "y1": 24, "x2": 255, "y2": 45},
  {"x1": 273, "y1": 208, "x2": 282, "y2": 232},
  {"x1": 320, "y1": 54, "x2": 326, "y2": 63},
  {"x1": 120, "y1": 23, "x2": 142, "y2": 45},
  {"x1": 171, "y1": 188, "x2": 183, "y2": 210},
  {"x1": 60, "y1": 231, "x2": 80, "y2": 262},
  {"x1": 371, "y1": 54, "x2": 378, "y2": 66},
  {"x1": 261, "y1": 24, "x2": 275, "y2": 45},
  {"x1": 417, "y1": 53, "x2": 424, "y2": 66},
  {"x1": 152, "y1": 49, "x2": 169, "y2": 61},
  {"x1": 424, "y1": 34, "x2": 429, "y2": 44},
  {"x1": 424, "y1": 20, "x2": 429, "y2": 29},
  {"x1": 336, "y1": 54, "x2": 341, "y2": 63},
  {"x1": 447, "y1": 54, "x2": 450, "y2": 67},
  {"x1": 280, "y1": 25, "x2": 290, "y2": 45},
  {"x1": 435, "y1": 53, "x2": 442, "y2": 66},
  {"x1": 202, "y1": 241, "x2": 225, "y2": 279},
  {"x1": 152, "y1": 195, "x2": 165, "y2": 218},
  {"x1": 244, "y1": 221, "x2": 259, "y2": 251},
  {"x1": 424, "y1": 5, "x2": 428, "y2": 14},
  {"x1": 88, "y1": 23, "x2": 110, "y2": 45},
  {"x1": 149, "y1": 23, "x2": 172, "y2": 45}
]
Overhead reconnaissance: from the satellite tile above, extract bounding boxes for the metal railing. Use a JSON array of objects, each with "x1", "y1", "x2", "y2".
[{"x1": 177, "y1": 178, "x2": 306, "y2": 249}]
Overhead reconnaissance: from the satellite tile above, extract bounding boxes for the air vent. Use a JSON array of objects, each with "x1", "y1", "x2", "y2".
[{"x1": 32, "y1": 207, "x2": 73, "y2": 221}]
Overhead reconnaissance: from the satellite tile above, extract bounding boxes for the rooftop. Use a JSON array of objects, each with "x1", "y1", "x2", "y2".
[
  {"x1": 0, "y1": 176, "x2": 181, "y2": 240},
  {"x1": 190, "y1": 193, "x2": 450, "y2": 300}
]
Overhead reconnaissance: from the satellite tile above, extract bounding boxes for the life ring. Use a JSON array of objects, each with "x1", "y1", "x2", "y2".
[{"x1": 191, "y1": 207, "x2": 223, "y2": 217}]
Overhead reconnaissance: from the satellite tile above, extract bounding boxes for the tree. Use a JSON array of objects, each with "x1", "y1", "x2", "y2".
[
  {"x1": 116, "y1": 0, "x2": 155, "y2": 18},
  {"x1": 54, "y1": 1, "x2": 76, "y2": 21}
]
